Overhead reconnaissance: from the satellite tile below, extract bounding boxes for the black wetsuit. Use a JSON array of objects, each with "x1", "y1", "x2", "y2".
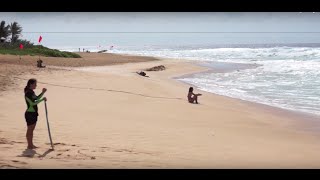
[{"x1": 24, "y1": 89, "x2": 44, "y2": 126}]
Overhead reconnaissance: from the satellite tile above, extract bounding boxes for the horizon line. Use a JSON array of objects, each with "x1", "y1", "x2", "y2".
[{"x1": 22, "y1": 32, "x2": 320, "y2": 34}]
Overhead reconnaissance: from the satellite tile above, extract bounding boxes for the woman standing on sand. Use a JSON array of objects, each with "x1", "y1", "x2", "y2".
[{"x1": 24, "y1": 79, "x2": 47, "y2": 149}]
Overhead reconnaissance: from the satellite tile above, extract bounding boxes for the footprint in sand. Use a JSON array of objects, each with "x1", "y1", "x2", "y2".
[
  {"x1": 113, "y1": 149, "x2": 134, "y2": 153},
  {"x1": 77, "y1": 150, "x2": 96, "y2": 160},
  {"x1": 99, "y1": 146, "x2": 111, "y2": 152},
  {"x1": 0, "y1": 138, "x2": 13, "y2": 145},
  {"x1": 52, "y1": 142, "x2": 67, "y2": 146},
  {"x1": 2, "y1": 146, "x2": 13, "y2": 149},
  {"x1": 98, "y1": 146, "x2": 156, "y2": 156},
  {"x1": 57, "y1": 149, "x2": 70, "y2": 152},
  {"x1": 0, "y1": 164, "x2": 18, "y2": 169},
  {"x1": 11, "y1": 160, "x2": 27, "y2": 165},
  {"x1": 100, "y1": 146, "x2": 110, "y2": 149},
  {"x1": 0, "y1": 138, "x2": 25, "y2": 145},
  {"x1": 35, "y1": 142, "x2": 97, "y2": 161}
]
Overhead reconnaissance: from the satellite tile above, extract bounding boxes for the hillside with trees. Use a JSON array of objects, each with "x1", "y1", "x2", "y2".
[{"x1": 0, "y1": 21, "x2": 81, "y2": 58}]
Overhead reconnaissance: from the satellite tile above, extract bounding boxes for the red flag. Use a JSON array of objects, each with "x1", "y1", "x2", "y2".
[
  {"x1": 38, "y1": 36, "x2": 42, "y2": 43},
  {"x1": 19, "y1": 44, "x2": 24, "y2": 49}
]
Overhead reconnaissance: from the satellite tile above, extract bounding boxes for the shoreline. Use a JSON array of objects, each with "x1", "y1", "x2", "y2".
[
  {"x1": 170, "y1": 60, "x2": 320, "y2": 130},
  {"x1": 67, "y1": 56, "x2": 320, "y2": 135},
  {"x1": 1, "y1": 53, "x2": 319, "y2": 131},
  {"x1": 2, "y1": 53, "x2": 320, "y2": 168},
  {"x1": 2, "y1": 52, "x2": 319, "y2": 132}
]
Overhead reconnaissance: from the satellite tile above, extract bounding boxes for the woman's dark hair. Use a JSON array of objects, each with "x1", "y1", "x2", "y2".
[
  {"x1": 24, "y1": 78, "x2": 37, "y2": 93},
  {"x1": 189, "y1": 87, "x2": 193, "y2": 93}
]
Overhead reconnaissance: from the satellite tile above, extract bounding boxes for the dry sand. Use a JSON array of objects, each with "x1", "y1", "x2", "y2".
[{"x1": 1, "y1": 53, "x2": 320, "y2": 169}]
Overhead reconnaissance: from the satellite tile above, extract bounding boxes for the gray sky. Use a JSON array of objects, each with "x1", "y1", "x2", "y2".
[
  {"x1": 1, "y1": 12, "x2": 320, "y2": 47},
  {"x1": 1, "y1": 12, "x2": 320, "y2": 32}
]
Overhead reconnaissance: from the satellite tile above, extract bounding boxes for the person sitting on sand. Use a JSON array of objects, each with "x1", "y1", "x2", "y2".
[
  {"x1": 24, "y1": 79, "x2": 47, "y2": 149},
  {"x1": 187, "y1": 87, "x2": 202, "y2": 104},
  {"x1": 37, "y1": 60, "x2": 46, "y2": 68}
]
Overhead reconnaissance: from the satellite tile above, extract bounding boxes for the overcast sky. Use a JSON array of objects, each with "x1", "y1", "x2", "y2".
[
  {"x1": 1, "y1": 12, "x2": 320, "y2": 47},
  {"x1": 1, "y1": 12, "x2": 320, "y2": 32}
]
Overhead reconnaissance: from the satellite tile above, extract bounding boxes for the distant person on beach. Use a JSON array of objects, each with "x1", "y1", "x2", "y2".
[
  {"x1": 24, "y1": 79, "x2": 47, "y2": 149},
  {"x1": 79, "y1": 48, "x2": 80, "y2": 52},
  {"x1": 83, "y1": 48, "x2": 84, "y2": 52},
  {"x1": 187, "y1": 87, "x2": 202, "y2": 104},
  {"x1": 37, "y1": 60, "x2": 46, "y2": 68}
]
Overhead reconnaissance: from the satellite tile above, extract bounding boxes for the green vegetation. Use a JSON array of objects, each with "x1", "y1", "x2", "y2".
[
  {"x1": 0, "y1": 43, "x2": 81, "y2": 58},
  {"x1": 0, "y1": 20, "x2": 81, "y2": 58}
]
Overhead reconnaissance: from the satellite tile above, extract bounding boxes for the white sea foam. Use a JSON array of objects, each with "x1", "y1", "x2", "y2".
[{"x1": 58, "y1": 45, "x2": 320, "y2": 116}]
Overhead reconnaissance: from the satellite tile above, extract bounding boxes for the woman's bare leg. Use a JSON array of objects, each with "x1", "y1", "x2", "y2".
[{"x1": 26, "y1": 123, "x2": 36, "y2": 149}]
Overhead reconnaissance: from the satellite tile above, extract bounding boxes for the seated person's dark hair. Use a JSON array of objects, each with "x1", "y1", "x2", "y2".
[{"x1": 189, "y1": 87, "x2": 193, "y2": 93}]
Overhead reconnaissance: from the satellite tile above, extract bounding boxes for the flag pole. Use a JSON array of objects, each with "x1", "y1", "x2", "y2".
[
  {"x1": 38, "y1": 35, "x2": 42, "y2": 61},
  {"x1": 38, "y1": 42, "x2": 41, "y2": 61},
  {"x1": 19, "y1": 43, "x2": 23, "y2": 61}
]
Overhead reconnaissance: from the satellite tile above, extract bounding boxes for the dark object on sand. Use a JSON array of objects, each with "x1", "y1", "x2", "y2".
[
  {"x1": 146, "y1": 65, "x2": 166, "y2": 71},
  {"x1": 136, "y1": 71, "x2": 149, "y2": 77},
  {"x1": 37, "y1": 60, "x2": 46, "y2": 68},
  {"x1": 97, "y1": 50, "x2": 108, "y2": 53}
]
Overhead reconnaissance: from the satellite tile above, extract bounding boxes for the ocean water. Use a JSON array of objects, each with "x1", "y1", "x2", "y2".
[
  {"x1": 106, "y1": 44, "x2": 319, "y2": 116},
  {"x1": 49, "y1": 34, "x2": 320, "y2": 116}
]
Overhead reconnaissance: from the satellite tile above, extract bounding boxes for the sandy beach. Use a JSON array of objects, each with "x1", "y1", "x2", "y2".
[{"x1": 1, "y1": 52, "x2": 320, "y2": 169}]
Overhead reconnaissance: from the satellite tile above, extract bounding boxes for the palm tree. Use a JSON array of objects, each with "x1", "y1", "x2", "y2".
[
  {"x1": 10, "y1": 22, "x2": 22, "y2": 43},
  {"x1": 0, "y1": 21, "x2": 11, "y2": 43}
]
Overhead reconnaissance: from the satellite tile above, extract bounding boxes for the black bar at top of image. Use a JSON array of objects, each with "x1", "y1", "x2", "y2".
[{"x1": 1, "y1": 0, "x2": 320, "y2": 11}]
